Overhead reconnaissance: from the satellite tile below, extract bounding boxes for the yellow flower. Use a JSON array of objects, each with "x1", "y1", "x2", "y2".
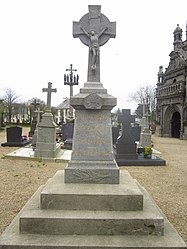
[{"x1": 144, "y1": 145, "x2": 152, "y2": 156}]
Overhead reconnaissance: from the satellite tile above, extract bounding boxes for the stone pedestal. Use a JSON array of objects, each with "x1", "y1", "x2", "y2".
[
  {"x1": 34, "y1": 111, "x2": 61, "y2": 158},
  {"x1": 28, "y1": 118, "x2": 37, "y2": 137},
  {"x1": 140, "y1": 116, "x2": 147, "y2": 132},
  {"x1": 64, "y1": 81, "x2": 119, "y2": 184},
  {"x1": 31, "y1": 128, "x2": 37, "y2": 147},
  {"x1": 139, "y1": 127, "x2": 152, "y2": 147}
]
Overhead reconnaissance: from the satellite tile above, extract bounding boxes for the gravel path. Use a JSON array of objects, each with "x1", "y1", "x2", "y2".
[{"x1": 0, "y1": 127, "x2": 186, "y2": 243}]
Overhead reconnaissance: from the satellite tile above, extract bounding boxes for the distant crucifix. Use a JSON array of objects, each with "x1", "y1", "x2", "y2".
[
  {"x1": 73, "y1": 5, "x2": 116, "y2": 82},
  {"x1": 42, "y1": 82, "x2": 57, "y2": 110}
]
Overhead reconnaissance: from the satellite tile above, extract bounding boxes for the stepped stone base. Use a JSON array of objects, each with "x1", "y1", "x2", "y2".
[
  {"x1": 0, "y1": 170, "x2": 186, "y2": 249},
  {"x1": 41, "y1": 170, "x2": 143, "y2": 211}
]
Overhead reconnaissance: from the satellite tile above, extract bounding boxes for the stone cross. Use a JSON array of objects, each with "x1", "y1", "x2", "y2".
[
  {"x1": 34, "y1": 106, "x2": 43, "y2": 126},
  {"x1": 73, "y1": 5, "x2": 116, "y2": 82},
  {"x1": 42, "y1": 82, "x2": 57, "y2": 110},
  {"x1": 30, "y1": 99, "x2": 40, "y2": 119},
  {"x1": 31, "y1": 99, "x2": 39, "y2": 111}
]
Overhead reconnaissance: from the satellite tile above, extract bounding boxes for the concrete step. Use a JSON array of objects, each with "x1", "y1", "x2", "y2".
[
  {"x1": 0, "y1": 181, "x2": 185, "y2": 249},
  {"x1": 20, "y1": 209, "x2": 164, "y2": 235},
  {"x1": 18, "y1": 171, "x2": 163, "y2": 236},
  {"x1": 40, "y1": 170, "x2": 143, "y2": 211}
]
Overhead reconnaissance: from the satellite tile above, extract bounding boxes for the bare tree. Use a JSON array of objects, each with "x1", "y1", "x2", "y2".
[
  {"x1": 128, "y1": 84, "x2": 156, "y2": 120},
  {"x1": 3, "y1": 88, "x2": 20, "y2": 125}
]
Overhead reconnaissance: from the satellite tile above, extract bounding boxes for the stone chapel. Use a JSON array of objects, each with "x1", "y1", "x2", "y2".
[{"x1": 156, "y1": 23, "x2": 187, "y2": 139}]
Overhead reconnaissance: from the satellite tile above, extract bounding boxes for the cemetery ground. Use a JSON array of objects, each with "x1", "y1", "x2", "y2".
[{"x1": 0, "y1": 127, "x2": 186, "y2": 244}]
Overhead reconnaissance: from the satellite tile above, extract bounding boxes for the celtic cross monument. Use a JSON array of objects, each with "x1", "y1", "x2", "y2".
[
  {"x1": 73, "y1": 5, "x2": 116, "y2": 82},
  {"x1": 64, "y1": 5, "x2": 119, "y2": 184}
]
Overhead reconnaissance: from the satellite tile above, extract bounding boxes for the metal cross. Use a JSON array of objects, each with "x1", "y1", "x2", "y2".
[
  {"x1": 64, "y1": 64, "x2": 79, "y2": 118},
  {"x1": 64, "y1": 64, "x2": 79, "y2": 98}
]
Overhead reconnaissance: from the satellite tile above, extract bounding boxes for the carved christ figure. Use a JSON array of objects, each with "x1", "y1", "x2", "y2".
[{"x1": 81, "y1": 26, "x2": 108, "y2": 70}]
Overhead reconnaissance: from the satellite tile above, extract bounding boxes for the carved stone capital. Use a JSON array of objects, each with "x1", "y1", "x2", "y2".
[{"x1": 83, "y1": 93, "x2": 103, "y2": 109}]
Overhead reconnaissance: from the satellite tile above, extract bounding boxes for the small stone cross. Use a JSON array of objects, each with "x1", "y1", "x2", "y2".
[
  {"x1": 73, "y1": 5, "x2": 116, "y2": 82},
  {"x1": 34, "y1": 106, "x2": 43, "y2": 125},
  {"x1": 31, "y1": 99, "x2": 39, "y2": 111},
  {"x1": 42, "y1": 82, "x2": 57, "y2": 110}
]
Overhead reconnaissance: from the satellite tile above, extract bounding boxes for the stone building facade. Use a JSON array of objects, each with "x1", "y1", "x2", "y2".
[{"x1": 156, "y1": 24, "x2": 187, "y2": 139}]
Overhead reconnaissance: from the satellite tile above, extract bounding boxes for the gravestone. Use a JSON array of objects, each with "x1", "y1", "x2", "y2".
[
  {"x1": 61, "y1": 123, "x2": 74, "y2": 141},
  {"x1": 61, "y1": 122, "x2": 74, "y2": 149},
  {"x1": 0, "y1": 5, "x2": 185, "y2": 249},
  {"x1": 140, "y1": 99, "x2": 147, "y2": 132},
  {"x1": 139, "y1": 105, "x2": 152, "y2": 147},
  {"x1": 34, "y1": 82, "x2": 61, "y2": 158},
  {"x1": 28, "y1": 99, "x2": 40, "y2": 137},
  {"x1": 115, "y1": 109, "x2": 138, "y2": 161},
  {"x1": 65, "y1": 5, "x2": 118, "y2": 184},
  {"x1": 31, "y1": 107, "x2": 43, "y2": 148},
  {"x1": 139, "y1": 126, "x2": 152, "y2": 148},
  {"x1": 1, "y1": 126, "x2": 30, "y2": 147},
  {"x1": 132, "y1": 124, "x2": 141, "y2": 141},
  {"x1": 112, "y1": 126, "x2": 119, "y2": 144},
  {"x1": 115, "y1": 109, "x2": 165, "y2": 166}
]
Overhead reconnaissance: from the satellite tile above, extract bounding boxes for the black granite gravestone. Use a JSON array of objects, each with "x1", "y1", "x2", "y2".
[
  {"x1": 132, "y1": 125, "x2": 141, "y2": 142},
  {"x1": 112, "y1": 126, "x2": 119, "y2": 145},
  {"x1": 115, "y1": 109, "x2": 138, "y2": 161},
  {"x1": 61, "y1": 123, "x2": 74, "y2": 149},
  {"x1": 1, "y1": 126, "x2": 31, "y2": 147},
  {"x1": 114, "y1": 109, "x2": 166, "y2": 166}
]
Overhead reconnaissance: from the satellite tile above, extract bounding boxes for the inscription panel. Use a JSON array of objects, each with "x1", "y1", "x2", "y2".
[{"x1": 71, "y1": 109, "x2": 114, "y2": 160}]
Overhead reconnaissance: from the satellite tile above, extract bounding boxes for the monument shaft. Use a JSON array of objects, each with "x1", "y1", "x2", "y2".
[{"x1": 65, "y1": 5, "x2": 119, "y2": 184}]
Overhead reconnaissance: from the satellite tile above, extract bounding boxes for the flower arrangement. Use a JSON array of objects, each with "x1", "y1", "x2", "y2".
[{"x1": 144, "y1": 145, "x2": 152, "y2": 158}]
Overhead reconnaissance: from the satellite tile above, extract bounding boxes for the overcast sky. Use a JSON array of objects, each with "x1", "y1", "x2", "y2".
[{"x1": 0, "y1": 0, "x2": 187, "y2": 112}]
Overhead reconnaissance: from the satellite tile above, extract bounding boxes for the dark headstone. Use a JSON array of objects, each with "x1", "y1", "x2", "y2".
[
  {"x1": 61, "y1": 123, "x2": 74, "y2": 149},
  {"x1": 115, "y1": 109, "x2": 138, "y2": 161},
  {"x1": 115, "y1": 110, "x2": 166, "y2": 166},
  {"x1": 132, "y1": 125, "x2": 141, "y2": 141},
  {"x1": 112, "y1": 126, "x2": 119, "y2": 145},
  {"x1": 1, "y1": 126, "x2": 31, "y2": 147},
  {"x1": 61, "y1": 123, "x2": 74, "y2": 141}
]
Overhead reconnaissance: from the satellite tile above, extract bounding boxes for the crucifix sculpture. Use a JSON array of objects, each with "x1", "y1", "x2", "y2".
[{"x1": 73, "y1": 5, "x2": 116, "y2": 82}]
